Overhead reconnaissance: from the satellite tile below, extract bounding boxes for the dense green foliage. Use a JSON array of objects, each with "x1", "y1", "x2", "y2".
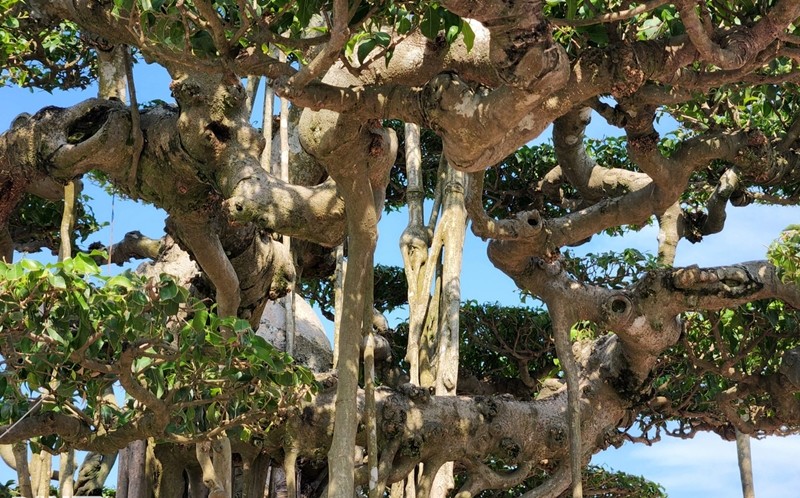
[
  {"x1": 0, "y1": 254, "x2": 315, "y2": 450},
  {"x1": 463, "y1": 465, "x2": 666, "y2": 498},
  {"x1": 8, "y1": 193, "x2": 105, "y2": 255},
  {"x1": 0, "y1": 0, "x2": 95, "y2": 90},
  {"x1": 643, "y1": 299, "x2": 800, "y2": 440}
]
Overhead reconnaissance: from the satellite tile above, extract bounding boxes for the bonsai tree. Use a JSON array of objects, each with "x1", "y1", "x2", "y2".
[{"x1": 1, "y1": 1, "x2": 800, "y2": 497}]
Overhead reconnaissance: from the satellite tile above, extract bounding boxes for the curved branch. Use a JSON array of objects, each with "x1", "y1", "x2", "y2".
[
  {"x1": 677, "y1": 0, "x2": 800, "y2": 71},
  {"x1": 170, "y1": 214, "x2": 241, "y2": 321},
  {"x1": 501, "y1": 256, "x2": 800, "y2": 379},
  {"x1": 90, "y1": 232, "x2": 166, "y2": 266},
  {"x1": 518, "y1": 465, "x2": 571, "y2": 498},
  {"x1": 466, "y1": 171, "x2": 544, "y2": 241},
  {"x1": 485, "y1": 123, "x2": 791, "y2": 270},
  {"x1": 118, "y1": 346, "x2": 170, "y2": 429},
  {"x1": 553, "y1": 109, "x2": 650, "y2": 200},
  {"x1": 456, "y1": 461, "x2": 535, "y2": 498},
  {"x1": 0, "y1": 412, "x2": 92, "y2": 446},
  {"x1": 701, "y1": 168, "x2": 740, "y2": 237}
]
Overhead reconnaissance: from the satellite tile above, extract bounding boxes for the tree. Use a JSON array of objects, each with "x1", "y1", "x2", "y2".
[{"x1": 1, "y1": 1, "x2": 800, "y2": 497}]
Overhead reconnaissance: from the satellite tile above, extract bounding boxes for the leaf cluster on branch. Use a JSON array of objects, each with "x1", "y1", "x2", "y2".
[{"x1": 0, "y1": 254, "x2": 315, "y2": 452}]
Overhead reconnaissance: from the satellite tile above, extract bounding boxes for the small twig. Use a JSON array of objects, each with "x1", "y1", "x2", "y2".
[
  {"x1": 193, "y1": 0, "x2": 230, "y2": 55},
  {"x1": 230, "y1": 0, "x2": 253, "y2": 48},
  {"x1": 549, "y1": 0, "x2": 670, "y2": 27},
  {"x1": 285, "y1": 0, "x2": 351, "y2": 88},
  {"x1": 125, "y1": 47, "x2": 143, "y2": 192},
  {"x1": 0, "y1": 398, "x2": 43, "y2": 440}
]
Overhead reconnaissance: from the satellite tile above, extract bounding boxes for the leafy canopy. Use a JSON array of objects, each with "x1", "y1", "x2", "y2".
[{"x1": 0, "y1": 253, "x2": 315, "y2": 451}]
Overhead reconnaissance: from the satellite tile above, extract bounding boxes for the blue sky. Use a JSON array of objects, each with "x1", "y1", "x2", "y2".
[{"x1": 2, "y1": 60, "x2": 800, "y2": 496}]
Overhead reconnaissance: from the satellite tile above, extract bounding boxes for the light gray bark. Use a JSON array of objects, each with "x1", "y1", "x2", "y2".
[
  {"x1": 59, "y1": 450, "x2": 76, "y2": 498},
  {"x1": 736, "y1": 429, "x2": 756, "y2": 498}
]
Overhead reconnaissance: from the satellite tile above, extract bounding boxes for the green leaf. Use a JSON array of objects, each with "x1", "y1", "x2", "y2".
[
  {"x1": 190, "y1": 30, "x2": 216, "y2": 56},
  {"x1": 373, "y1": 31, "x2": 391, "y2": 48},
  {"x1": 133, "y1": 357, "x2": 153, "y2": 371},
  {"x1": 26, "y1": 371, "x2": 40, "y2": 390},
  {"x1": 461, "y1": 20, "x2": 475, "y2": 51},
  {"x1": 192, "y1": 309, "x2": 209, "y2": 331},
  {"x1": 160, "y1": 280, "x2": 178, "y2": 301},
  {"x1": 20, "y1": 259, "x2": 43, "y2": 271},
  {"x1": 50, "y1": 274, "x2": 67, "y2": 289},
  {"x1": 106, "y1": 274, "x2": 134, "y2": 290},
  {"x1": 70, "y1": 253, "x2": 101, "y2": 275},
  {"x1": 100, "y1": 404, "x2": 116, "y2": 424},
  {"x1": 397, "y1": 17, "x2": 412, "y2": 35},
  {"x1": 567, "y1": 0, "x2": 577, "y2": 19},
  {"x1": 638, "y1": 18, "x2": 663, "y2": 40},
  {"x1": 357, "y1": 39, "x2": 377, "y2": 65},
  {"x1": 45, "y1": 325, "x2": 66, "y2": 345},
  {"x1": 445, "y1": 24, "x2": 460, "y2": 45},
  {"x1": 296, "y1": 0, "x2": 321, "y2": 27},
  {"x1": 578, "y1": 24, "x2": 609, "y2": 45},
  {"x1": 207, "y1": 402, "x2": 220, "y2": 425},
  {"x1": 420, "y1": 6, "x2": 441, "y2": 39}
]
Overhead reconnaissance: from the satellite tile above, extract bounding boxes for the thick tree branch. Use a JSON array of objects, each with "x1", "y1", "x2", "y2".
[
  {"x1": 553, "y1": 108, "x2": 650, "y2": 200},
  {"x1": 467, "y1": 171, "x2": 543, "y2": 241},
  {"x1": 90, "y1": 231, "x2": 166, "y2": 266},
  {"x1": 677, "y1": 0, "x2": 800, "y2": 71}
]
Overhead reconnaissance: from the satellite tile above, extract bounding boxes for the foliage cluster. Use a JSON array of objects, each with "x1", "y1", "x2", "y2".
[
  {"x1": 8, "y1": 193, "x2": 105, "y2": 255},
  {"x1": 462, "y1": 464, "x2": 666, "y2": 498},
  {"x1": 0, "y1": 0, "x2": 95, "y2": 90},
  {"x1": 640, "y1": 298, "x2": 800, "y2": 441},
  {"x1": 0, "y1": 254, "x2": 315, "y2": 451}
]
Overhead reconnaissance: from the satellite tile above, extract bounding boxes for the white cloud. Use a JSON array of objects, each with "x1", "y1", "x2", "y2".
[{"x1": 593, "y1": 433, "x2": 800, "y2": 498}]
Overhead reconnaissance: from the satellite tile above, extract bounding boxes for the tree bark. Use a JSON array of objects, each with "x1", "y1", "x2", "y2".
[
  {"x1": 400, "y1": 123, "x2": 429, "y2": 386},
  {"x1": 241, "y1": 453, "x2": 270, "y2": 498},
  {"x1": 196, "y1": 438, "x2": 233, "y2": 498},
  {"x1": 1, "y1": 225, "x2": 13, "y2": 263},
  {"x1": 117, "y1": 447, "x2": 129, "y2": 498},
  {"x1": 127, "y1": 440, "x2": 149, "y2": 498},
  {"x1": 12, "y1": 442, "x2": 33, "y2": 498},
  {"x1": 429, "y1": 165, "x2": 467, "y2": 498},
  {"x1": 332, "y1": 243, "x2": 345, "y2": 369},
  {"x1": 35, "y1": 450, "x2": 52, "y2": 498},
  {"x1": 59, "y1": 450, "x2": 76, "y2": 498},
  {"x1": 326, "y1": 174, "x2": 378, "y2": 498},
  {"x1": 736, "y1": 429, "x2": 755, "y2": 498},
  {"x1": 75, "y1": 452, "x2": 117, "y2": 495}
]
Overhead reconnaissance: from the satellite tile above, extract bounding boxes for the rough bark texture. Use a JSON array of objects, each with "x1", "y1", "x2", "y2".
[{"x1": 4, "y1": 1, "x2": 800, "y2": 497}]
